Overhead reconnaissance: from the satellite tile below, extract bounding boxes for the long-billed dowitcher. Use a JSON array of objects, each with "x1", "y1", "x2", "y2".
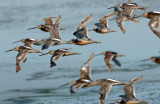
[
  {"x1": 139, "y1": 11, "x2": 160, "y2": 38},
  {"x1": 96, "y1": 51, "x2": 125, "y2": 72},
  {"x1": 41, "y1": 16, "x2": 71, "y2": 50},
  {"x1": 69, "y1": 14, "x2": 100, "y2": 45},
  {"x1": 86, "y1": 79, "x2": 125, "y2": 104},
  {"x1": 141, "y1": 55, "x2": 160, "y2": 64},
  {"x1": 59, "y1": 53, "x2": 94, "y2": 94},
  {"x1": 27, "y1": 16, "x2": 65, "y2": 32},
  {"x1": 39, "y1": 48, "x2": 80, "y2": 68},
  {"x1": 114, "y1": 76, "x2": 147, "y2": 104},
  {"x1": 13, "y1": 38, "x2": 39, "y2": 47},
  {"x1": 89, "y1": 15, "x2": 116, "y2": 34},
  {"x1": 6, "y1": 46, "x2": 42, "y2": 72},
  {"x1": 108, "y1": 0, "x2": 147, "y2": 34}
]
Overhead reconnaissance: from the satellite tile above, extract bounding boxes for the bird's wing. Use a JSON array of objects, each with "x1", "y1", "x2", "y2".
[
  {"x1": 81, "y1": 26, "x2": 91, "y2": 40},
  {"x1": 148, "y1": 18, "x2": 160, "y2": 38},
  {"x1": 16, "y1": 52, "x2": 28, "y2": 62},
  {"x1": 79, "y1": 53, "x2": 94, "y2": 80},
  {"x1": 124, "y1": 76, "x2": 143, "y2": 99},
  {"x1": 77, "y1": 13, "x2": 92, "y2": 30},
  {"x1": 99, "y1": 85, "x2": 113, "y2": 104},
  {"x1": 16, "y1": 59, "x2": 21, "y2": 73},
  {"x1": 49, "y1": 22, "x2": 61, "y2": 39},
  {"x1": 43, "y1": 17, "x2": 57, "y2": 25},
  {"x1": 54, "y1": 15, "x2": 61, "y2": 25},
  {"x1": 16, "y1": 52, "x2": 27, "y2": 72},
  {"x1": 50, "y1": 53, "x2": 64, "y2": 68},
  {"x1": 104, "y1": 52, "x2": 114, "y2": 72},
  {"x1": 112, "y1": 58, "x2": 121, "y2": 67},
  {"x1": 129, "y1": 76, "x2": 143, "y2": 86},
  {"x1": 127, "y1": 0, "x2": 131, "y2": 4},
  {"x1": 99, "y1": 17, "x2": 108, "y2": 28},
  {"x1": 42, "y1": 39, "x2": 52, "y2": 50},
  {"x1": 103, "y1": 12, "x2": 117, "y2": 19},
  {"x1": 150, "y1": 28, "x2": 160, "y2": 39},
  {"x1": 95, "y1": 23, "x2": 106, "y2": 30},
  {"x1": 116, "y1": 15, "x2": 126, "y2": 34},
  {"x1": 73, "y1": 27, "x2": 89, "y2": 40}
]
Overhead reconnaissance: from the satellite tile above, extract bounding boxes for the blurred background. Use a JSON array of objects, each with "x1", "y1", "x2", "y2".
[{"x1": 0, "y1": 0, "x2": 160, "y2": 104}]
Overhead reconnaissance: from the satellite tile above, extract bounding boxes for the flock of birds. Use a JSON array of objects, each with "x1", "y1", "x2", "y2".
[{"x1": 5, "y1": 0, "x2": 160, "y2": 104}]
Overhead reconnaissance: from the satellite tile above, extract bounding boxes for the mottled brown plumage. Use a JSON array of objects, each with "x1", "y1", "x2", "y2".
[
  {"x1": 6, "y1": 46, "x2": 42, "y2": 72},
  {"x1": 141, "y1": 11, "x2": 160, "y2": 39},
  {"x1": 39, "y1": 48, "x2": 81, "y2": 68},
  {"x1": 59, "y1": 53, "x2": 94, "y2": 94},
  {"x1": 27, "y1": 16, "x2": 65, "y2": 32},
  {"x1": 96, "y1": 51, "x2": 125, "y2": 72},
  {"x1": 86, "y1": 79, "x2": 125, "y2": 104},
  {"x1": 13, "y1": 38, "x2": 39, "y2": 47},
  {"x1": 115, "y1": 76, "x2": 147, "y2": 104}
]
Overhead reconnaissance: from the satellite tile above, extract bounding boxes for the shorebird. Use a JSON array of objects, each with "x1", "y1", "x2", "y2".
[
  {"x1": 6, "y1": 46, "x2": 42, "y2": 72},
  {"x1": 41, "y1": 16, "x2": 71, "y2": 50},
  {"x1": 86, "y1": 79, "x2": 125, "y2": 104},
  {"x1": 90, "y1": 15, "x2": 116, "y2": 34},
  {"x1": 39, "y1": 48, "x2": 80, "y2": 68},
  {"x1": 108, "y1": 0, "x2": 147, "y2": 34},
  {"x1": 13, "y1": 38, "x2": 39, "y2": 47},
  {"x1": 59, "y1": 53, "x2": 94, "y2": 94},
  {"x1": 139, "y1": 11, "x2": 160, "y2": 39},
  {"x1": 114, "y1": 76, "x2": 147, "y2": 104},
  {"x1": 96, "y1": 51, "x2": 125, "y2": 72},
  {"x1": 141, "y1": 55, "x2": 160, "y2": 64},
  {"x1": 69, "y1": 14, "x2": 101, "y2": 45},
  {"x1": 27, "y1": 16, "x2": 65, "y2": 32},
  {"x1": 108, "y1": 0, "x2": 147, "y2": 16}
]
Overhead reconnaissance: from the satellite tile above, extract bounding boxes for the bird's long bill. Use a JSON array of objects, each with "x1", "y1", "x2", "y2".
[
  {"x1": 13, "y1": 41, "x2": 20, "y2": 43},
  {"x1": 133, "y1": 15, "x2": 142, "y2": 18},
  {"x1": 110, "y1": 30, "x2": 117, "y2": 32},
  {"x1": 113, "y1": 82, "x2": 125, "y2": 86},
  {"x1": 5, "y1": 49, "x2": 13, "y2": 53},
  {"x1": 59, "y1": 83, "x2": 70, "y2": 87},
  {"x1": 39, "y1": 52, "x2": 49, "y2": 56},
  {"x1": 140, "y1": 58, "x2": 150, "y2": 62},
  {"x1": 66, "y1": 40, "x2": 74, "y2": 44},
  {"x1": 27, "y1": 27, "x2": 37, "y2": 30},
  {"x1": 60, "y1": 28, "x2": 65, "y2": 30},
  {"x1": 138, "y1": 6, "x2": 148, "y2": 10},
  {"x1": 95, "y1": 53, "x2": 102, "y2": 56},
  {"x1": 88, "y1": 29, "x2": 93, "y2": 31},
  {"x1": 64, "y1": 41, "x2": 73, "y2": 44},
  {"x1": 127, "y1": 100, "x2": 148, "y2": 104},
  {"x1": 93, "y1": 41, "x2": 101, "y2": 44},
  {"x1": 117, "y1": 54, "x2": 125, "y2": 57},
  {"x1": 108, "y1": 6, "x2": 115, "y2": 9}
]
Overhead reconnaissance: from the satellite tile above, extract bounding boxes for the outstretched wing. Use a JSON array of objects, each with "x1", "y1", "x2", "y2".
[
  {"x1": 104, "y1": 52, "x2": 114, "y2": 72},
  {"x1": 73, "y1": 27, "x2": 89, "y2": 40},
  {"x1": 99, "y1": 17, "x2": 108, "y2": 28},
  {"x1": 43, "y1": 17, "x2": 57, "y2": 25},
  {"x1": 16, "y1": 52, "x2": 28, "y2": 72},
  {"x1": 116, "y1": 15, "x2": 126, "y2": 34},
  {"x1": 99, "y1": 85, "x2": 113, "y2": 104},
  {"x1": 42, "y1": 39, "x2": 52, "y2": 50},
  {"x1": 124, "y1": 76, "x2": 143, "y2": 99},
  {"x1": 79, "y1": 53, "x2": 94, "y2": 80},
  {"x1": 112, "y1": 58, "x2": 121, "y2": 67},
  {"x1": 49, "y1": 22, "x2": 61, "y2": 39},
  {"x1": 50, "y1": 53, "x2": 64, "y2": 68},
  {"x1": 148, "y1": 18, "x2": 160, "y2": 38},
  {"x1": 77, "y1": 13, "x2": 92, "y2": 30}
]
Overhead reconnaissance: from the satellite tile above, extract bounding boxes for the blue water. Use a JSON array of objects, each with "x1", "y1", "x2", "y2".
[{"x1": 0, "y1": 0, "x2": 160, "y2": 104}]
